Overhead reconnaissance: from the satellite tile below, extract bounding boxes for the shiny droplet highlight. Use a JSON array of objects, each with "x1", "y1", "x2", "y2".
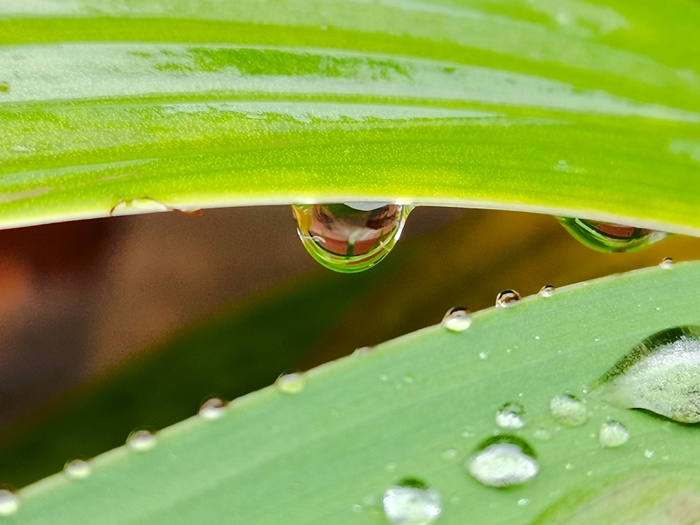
[
  {"x1": 292, "y1": 203, "x2": 411, "y2": 273},
  {"x1": 549, "y1": 394, "x2": 588, "y2": 427},
  {"x1": 276, "y1": 372, "x2": 306, "y2": 394},
  {"x1": 467, "y1": 435, "x2": 539, "y2": 488},
  {"x1": 598, "y1": 421, "x2": 629, "y2": 448},
  {"x1": 558, "y1": 217, "x2": 666, "y2": 253},
  {"x1": 199, "y1": 397, "x2": 227, "y2": 420},
  {"x1": 127, "y1": 430, "x2": 157, "y2": 452},
  {"x1": 382, "y1": 477, "x2": 442, "y2": 525},
  {"x1": 64, "y1": 459, "x2": 91, "y2": 480},
  {"x1": 495, "y1": 289, "x2": 521, "y2": 308},
  {"x1": 595, "y1": 326, "x2": 700, "y2": 423},
  {"x1": 0, "y1": 490, "x2": 18, "y2": 517},
  {"x1": 539, "y1": 285, "x2": 555, "y2": 298},
  {"x1": 495, "y1": 402, "x2": 526, "y2": 430},
  {"x1": 442, "y1": 307, "x2": 472, "y2": 332}
]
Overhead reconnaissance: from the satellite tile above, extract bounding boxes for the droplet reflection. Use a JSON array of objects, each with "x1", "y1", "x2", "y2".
[
  {"x1": 558, "y1": 217, "x2": 666, "y2": 253},
  {"x1": 292, "y1": 203, "x2": 412, "y2": 273}
]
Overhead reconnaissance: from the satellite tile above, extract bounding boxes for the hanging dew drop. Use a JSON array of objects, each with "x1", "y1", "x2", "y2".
[
  {"x1": 467, "y1": 435, "x2": 539, "y2": 488},
  {"x1": 276, "y1": 373, "x2": 306, "y2": 395},
  {"x1": 594, "y1": 326, "x2": 700, "y2": 423},
  {"x1": 598, "y1": 421, "x2": 629, "y2": 448},
  {"x1": 495, "y1": 402, "x2": 526, "y2": 430},
  {"x1": 659, "y1": 257, "x2": 674, "y2": 269},
  {"x1": 0, "y1": 490, "x2": 18, "y2": 517},
  {"x1": 557, "y1": 217, "x2": 666, "y2": 253},
  {"x1": 64, "y1": 459, "x2": 91, "y2": 480},
  {"x1": 382, "y1": 477, "x2": 442, "y2": 525},
  {"x1": 199, "y1": 397, "x2": 228, "y2": 420},
  {"x1": 549, "y1": 394, "x2": 588, "y2": 427},
  {"x1": 442, "y1": 307, "x2": 472, "y2": 332},
  {"x1": 291, "y1": 203, "x2": 412, "y2": 273},
  {"x1": 495, "y1": 289, "x2": 520, "y2": 308},
  {"x1": 127, "y1": 429, "x2": 157, "y2": 452}
]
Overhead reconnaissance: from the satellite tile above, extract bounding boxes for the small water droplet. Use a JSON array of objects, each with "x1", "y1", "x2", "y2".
[
  {"x1": 478, "y1": 351, "x2": 489, "y2": 361},
  {"x1": 517, "y1": 498, "x2": 530, "y2": 506},
  {"x1": 555, "y1": 160, "x2": 570, "y2": 171},
  {"x1": 382, "y1": 478, "x2": 442, "y2": 525},
  {"x1": 644, "y1": 449, "x2": 654, "y2": 459},
  {"x1": 467, "y1": 435, "x2": 539, "y2": 488},
  {"x1": 199, "y1": 397, "x2": 227, "y2": 420},
  {"x1": 64, "y1": 459, "x2": 91, "y2": 480},
  {"x1": 564, "y1": 462, "x2": 575, "y2": 471},
  {"x1": 0, "y1": 489, "x2": 18, "y2": 517},
  {"x1": 291, "y1": 203, "x2": 412, "y2": 273},
  {"x1": 558, "y1": 217, "x2": 666, "y2": 253},
  {"x1": 595, "y1": 326, "x2": 700, "y2": 423},
  {"x1": 598, "y1": 420, "x2": 629, "y2": 448},
  {"x1": 276, "y1": 373, "x2": 306, "y2": 395},
  {"x1": 539, "y1": 285, "x2": 555, "y2": 297},
  {"x1": 127, "y1": 429, "x2": 157, "y2": 452},
  {"x1": 403, "y1": 374, "x2": 415, "y2": 384},
  {"x1": 495, "y1": 402, "x2": 526, "y2": 430},
  {"x1": 461, "y1": 428, "x2": 475, "y2": 439},
  {"x1": 442, "y1": 307, "x2": 472, "y2": 332},
  {"x1": 385, "y1": 462, "x2": 397, "y2": 472},
  {"x1": 533, "y1": 428, "x2": 551, "y2": 441},
  {"x1": 441, "y1": 448, "x2": 458, "y2": 460},
  {"x1": 352, "y1": 503, "x2": 363, "y2": 513},
  {"x1": 659, "y1": 257, "x2": 674, "y2": 269},
  {"x1": 495, "y1": 289, "x2": 520, "y2": 308},
  {"x1": 550, "y1": 393, "x2": 588, "y2": 427}
]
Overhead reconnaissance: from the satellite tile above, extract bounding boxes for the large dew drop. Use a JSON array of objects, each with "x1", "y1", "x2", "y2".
[
  {"x1": 467, "y1": 435, "x2": 539, "y2": 488},
  {"x1": 557, "y1": 217, "x2": 666, "y2": 253},
  {"x1": 595, "y1": 326, "x2": 700, "y2": 423},
  {"x1": 292, "y1": 203, "x2": 411, "y2": 273},
  {"x1": 382, "y1": 477, "x2": 442, "y2": 525},
  {"x1": 442, "y1": 307, "x2": 472, "y2": 333}
]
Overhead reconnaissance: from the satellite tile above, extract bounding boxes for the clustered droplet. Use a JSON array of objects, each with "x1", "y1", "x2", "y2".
[
  {"x1": 442, "y1": 307, "x2": 472, "y2": 333},
  {"x1": 292, "y1": 203, "x2": 412, "y2": 273},
  {"x1": 466, "y1": 435, "x2": 539, "y2": 488},
  {"x1": 595, "y1": 326, "x2": 700, "y2": 423},
  {"x1": 557, "y1": 217, "x2": 666, "y2": 253},
  {"x1": 382, "y1": 477, "x2": 442, "y2": 525}
]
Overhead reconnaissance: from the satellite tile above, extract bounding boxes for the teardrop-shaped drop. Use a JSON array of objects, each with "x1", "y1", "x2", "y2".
[
  {"x1": 595, "y1": 326, "x2": 700, "y2": 423},
  {"x1": 292, "y1": 203, "x2": 412, "y2": 273},
  {"x1": 558, "y1": 217, "x2": 666, "y2": 253}
]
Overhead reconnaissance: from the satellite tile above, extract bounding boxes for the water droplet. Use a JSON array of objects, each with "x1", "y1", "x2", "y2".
[
  {"x1": 550, "y1": 393, "x2": 588, "y2": 427},
  {"x1": 644, "y1": 449, "x2": 654, "y2": 459},
  {"x1": 467, "y1": 435, "x2": 539, "y2": 488},
  {"x1": 558, "y1": 217, "x2": 666, "y2": 253},
  {"x1": 495, "y1": 402, "x2": 526, "y2": 430},
  {"x1": 555, "y1": 159, "x2": 570, "y2": 171},
  {"x1": 517, "y1": 498, "x2": 530, "y2": 506},
  {"x1": 598, "y1": 421, "x2": 629, "y2": 448},
  {"x1": 442, "y1": 307, "x2": 472, "y2": 332},
  {"x1": 199, "y1": 397, "x2": 227, "y2": 420},
  {"x1": 533, "y1": 428, "x2": 552, "y2": 441},
  {"x1": 595, "y1": 326, "x2": 700, "y2": 423},
  {"x1": 291, "y1": 203, "x2": 411, "y2": 273},
  {"x1": 382, "y1": 478, "x2": 442, "y2": 525},
  {"x1": 539, "y1": 285, "x2": 555, "y2": 298},
  {"x1": 478, "y1": 351, "x2": 489, "y2": 361},
  {"x1": 659, "y1": 257, "x2": 674, "y2": 269},
  {"x1": 276, "y1": 372, "x2": 306, "y2": 395},
  {"x1": 64, "y1": 459, "x2": 91, "y2": 480},
  {"x1": 127, "y1": 429, "x2": 157, "y2": 452},
  {"x1": 441, "y1": 448, "x2": 458, "y2": 460},
  {"x1": 0, "y1": 490, "x2": 18, "y2": 517},
  {"x1": 495, "y1": 289, "x2": 521, "y2": 308}
]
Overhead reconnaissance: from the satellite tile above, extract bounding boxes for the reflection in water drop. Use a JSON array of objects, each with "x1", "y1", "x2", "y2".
[
  {"x1": 276, "y1": 373, "x2": 306, "y2": 395},
  {"x1": 595, "y1": 326, "x2": 700, "y2": 423},
  {"x1": 292, "y1": 203, "x2": 412, "y2": 273},
  {"x1": 495, "y1": 402, "x2": 526, "y2": 430},
  {"x1": 598, "y1": 421, "x2": 629, "y2": 448},
  {"x1": 64, "y1": 459, "x2": 91, "y2": 480},
  {"x1": 467, "y1": 435, "x2": 539, "y2": 488},
  {"x1": 382, "y1": 477, "x2": 442, "y2": 525},
  {"x1": 549, "y1": 394, "x2": 588, "y2": 427},
  {"x1": 539, "y1": 285, "x2": 556, "y2": 298},
  {"x1": 0, "y1": 489, "x2": 18, "y2": 517},
  {"x1": 558, "y1": 217, "x2": 666, "y2": 253},
  {"x1": 127, "y1": 430, "x2": 157, "y2": 452},
  {"x1": 659, "y1": 257, "x2": 674, "y2": 269},
  {"x1": 496, "y1": 290, "x2": 521, "y2": 308},
  {"x1": 442, "y1": 307, "x2": 472, "y2": 333},
  {"x1": 199, "y1": 398, "x2": 228, "y2": 420}
]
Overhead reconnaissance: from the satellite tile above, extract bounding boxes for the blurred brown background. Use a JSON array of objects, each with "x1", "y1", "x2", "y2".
[{"x1": 1, "y1": 206, "x2": 699, "y2": 432}]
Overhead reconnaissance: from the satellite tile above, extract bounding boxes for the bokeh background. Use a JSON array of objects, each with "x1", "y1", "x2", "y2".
[{"x1": 1, "y1": 206, "x2": 699, "y2": 487}]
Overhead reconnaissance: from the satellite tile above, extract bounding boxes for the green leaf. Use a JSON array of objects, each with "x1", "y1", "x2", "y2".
[
  {"x1": 1, "y1": 0, "x2": 699, "y2": 233},
  {"x1": 8, "y1": 261, "x2": 700, "y2": 524}
]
